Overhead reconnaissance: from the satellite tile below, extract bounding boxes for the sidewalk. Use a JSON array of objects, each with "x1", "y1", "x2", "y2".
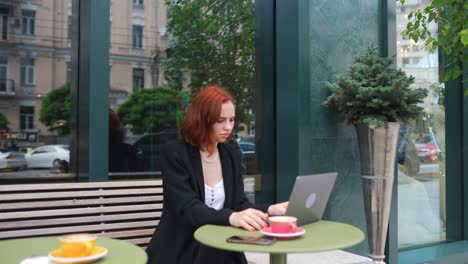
[{"x1": 246, "y1": 250, "x2": 373, "y2": 264}]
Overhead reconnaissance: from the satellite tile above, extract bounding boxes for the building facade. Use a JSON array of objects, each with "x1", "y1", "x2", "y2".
[{"x1": 0, "y1": 0, "x2": 169, "y2": 147}]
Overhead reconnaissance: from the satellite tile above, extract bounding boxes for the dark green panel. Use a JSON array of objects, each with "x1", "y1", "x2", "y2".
[
  {"x1": 463, "y1": 59, "x2": 468, "y2": 240},
  {"x1": 445, "y1": 76, "x2": 463, "y2": 242},
  {"x1": 75, "y1": 0, "x2": 110, "y2": 182},
  {"x1": 254, "y1": 0, "x2": 275, "y2": 203},
  {"x1": 275, "y1": 0, "x2": 299, "y2": 202},
  {"x1": 299, "y1": 0, "x2": 381, "y2": 255}
]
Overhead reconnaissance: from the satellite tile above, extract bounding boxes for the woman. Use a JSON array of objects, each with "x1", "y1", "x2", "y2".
[{"x1": 146, "y1": 85, "x2": 288, "y2": 264}]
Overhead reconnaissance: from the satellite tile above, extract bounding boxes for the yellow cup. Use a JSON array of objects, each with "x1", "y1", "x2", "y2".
[{"x1": 59, "y1": 233, "x2": 97, "y2": 257}]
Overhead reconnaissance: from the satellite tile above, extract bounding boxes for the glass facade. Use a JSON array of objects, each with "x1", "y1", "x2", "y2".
[
  {"x1": 0, "y1": 0, "x2": 72, "y2": 180},
  {"x1": 1, "y1": 1, "x2": 466, "y2": 262},
  {"x1": 106, "y1": 0, "x2": 259, "y2": 196},
  {"x1": 396, "y1": 0, "x2": 446, "y2": 249}
]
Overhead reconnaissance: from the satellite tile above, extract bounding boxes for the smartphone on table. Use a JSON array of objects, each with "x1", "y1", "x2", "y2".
[{"x1": 226, "y1": 235, "x2": 276, "y2": 245}]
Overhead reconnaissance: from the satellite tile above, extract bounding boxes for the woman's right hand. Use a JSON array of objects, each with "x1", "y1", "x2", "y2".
[{"x1": 229, "y1": 208, "x2": 268, "y2": 231}]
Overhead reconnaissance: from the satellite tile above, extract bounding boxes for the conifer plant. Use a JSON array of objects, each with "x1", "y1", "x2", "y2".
[{"x1": 323, "y1": 44, "x2": 427, "y2": 127}]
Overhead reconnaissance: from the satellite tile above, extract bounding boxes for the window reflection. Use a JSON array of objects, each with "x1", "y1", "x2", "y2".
[
  {"x1": 397, "y1": 0, "x2": 446, "y2": 248},
  {"x1": 0, "y1": 0, "x2": 73, "y2": 182},
  {"x1": 108, "y1": 0, "x2": 259, "y2": 198}
]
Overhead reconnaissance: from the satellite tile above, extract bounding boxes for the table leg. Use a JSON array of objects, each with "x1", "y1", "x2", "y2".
[{"x1": 270, "y1": 253, "x2": 287, "y2": 264}]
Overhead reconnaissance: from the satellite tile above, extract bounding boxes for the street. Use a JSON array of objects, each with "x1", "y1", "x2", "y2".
[{"x1": 0, "y1": 168, "x2": 72, "y2": 181}]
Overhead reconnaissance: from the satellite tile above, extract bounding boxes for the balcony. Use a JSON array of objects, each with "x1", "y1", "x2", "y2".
[
  {"x1": 0, "y1": 78, "x2": 15, "y2": 96},
  {"x1": 0, "y1": 0, "x2": 21, "y2": 7}
]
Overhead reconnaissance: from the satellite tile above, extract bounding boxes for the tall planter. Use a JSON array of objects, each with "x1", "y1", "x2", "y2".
[{"x1": 355, "y1": 122, "x2": 400, "y2": 264}]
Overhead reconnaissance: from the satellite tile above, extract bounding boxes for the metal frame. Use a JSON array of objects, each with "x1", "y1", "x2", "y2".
[
  {"x1": 71, "y1": 0, "x2": 110, "y2": 181},
  {"x1": 254, "y1": 0, "x2": 276, "y2": 203},
  {"x1": 275, "y1": 0, "x2": 300, "y2": 202}
]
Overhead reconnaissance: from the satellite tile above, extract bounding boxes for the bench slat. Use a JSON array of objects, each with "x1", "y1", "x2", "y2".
[
  {"x1": 0, "y1": 212, "x2": 162, "y2": 229},
  {"x1": 0, "y1": 187, "x2": 163, "y2": 201},
  {"x1": 0, "y1": 180, "x2": 163, "y2": 192},
  {"x1": 0, "y1": 195, "x2": 163, "y2": 210},
  {"x1": 0, "y1": 180, "x2": 163, "y2": 246},
  {"x1": 126, "y1": 237, "x2": 152, "y2": 245},
  {"x1": 97, "y1": 229, "x2": 155, "y2": 239},
  {"x1": 0, "y1": 204, "x2": 163, "y2": 220},
  {"x1": 0, "y1": 220, "x2": 159, "y2": 239}
]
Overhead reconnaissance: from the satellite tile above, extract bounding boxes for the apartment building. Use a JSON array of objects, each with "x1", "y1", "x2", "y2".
[
  {"x1": 396, "y1": 0, "x2": 440, "y2": 89},
  {"x1": 0, "y1": 0, "x2": 168, "y2": 148},
  {"x1": 109, "y1": 0, "x2": 169, "y2": 109}
]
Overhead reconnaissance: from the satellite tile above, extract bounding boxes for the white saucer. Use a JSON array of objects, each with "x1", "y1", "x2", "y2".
[
  {"x1": 48, "y1": 247, "x2": 107, "y2": 263},
  {"x1": 20, "y1": 256, "x2": 50, "y2": 264},
  {"x1": 260, "y1": 227, "x2": 306, "y2": 238}
]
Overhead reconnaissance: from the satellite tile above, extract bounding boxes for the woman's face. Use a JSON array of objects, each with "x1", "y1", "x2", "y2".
[{"x1": 212, "y1": 101, "x2": 235, "y2": 143}]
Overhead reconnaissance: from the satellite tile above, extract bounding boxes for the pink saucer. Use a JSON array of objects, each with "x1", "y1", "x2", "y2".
[{"x1": 260, "y1": 227, "x2": 306, "y2": 239}]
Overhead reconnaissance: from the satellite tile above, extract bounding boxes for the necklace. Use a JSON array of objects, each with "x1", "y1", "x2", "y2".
[{"x1": 200, "y1": 149, "x2": 219, "y2": 163}]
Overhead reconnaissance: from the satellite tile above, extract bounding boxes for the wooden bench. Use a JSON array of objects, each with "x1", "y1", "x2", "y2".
[{"x1": 0, "y1": 180, "x2": 163, "y2": 248}]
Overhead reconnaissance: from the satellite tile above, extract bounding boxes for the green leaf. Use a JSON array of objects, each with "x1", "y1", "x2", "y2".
[
  {"x1": 460, "y1": 29, "x2": 468, "y2": 46},
  {"x1": 428, "y1": 12, "x2": 435, "y2": 22},
  {"x1": 445, "y1": 46, "x2": 452, "y2": 55},
  {"x1": 443, "y1": 69, "x2": 453, "y2": 82},
  {"x1": 432, "y1": 0, "x2": 445, "y2": 8}
]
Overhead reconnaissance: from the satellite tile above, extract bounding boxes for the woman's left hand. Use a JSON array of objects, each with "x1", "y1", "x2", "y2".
[{"x1": 267, "y1": 201, "x2": 289, "y2": 216}]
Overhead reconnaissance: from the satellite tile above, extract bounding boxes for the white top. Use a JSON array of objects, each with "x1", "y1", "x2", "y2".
[{"x1": 204, "y1": 180, "x2": 225, "y2": 210}]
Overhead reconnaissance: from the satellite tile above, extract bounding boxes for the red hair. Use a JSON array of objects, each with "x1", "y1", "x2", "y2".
[
  {"x1": 180, "y1": 85, "x2": 236, "y2": 154},
  {"x1": 109, "y1": 111, "x2": 124, "y2": 140}
]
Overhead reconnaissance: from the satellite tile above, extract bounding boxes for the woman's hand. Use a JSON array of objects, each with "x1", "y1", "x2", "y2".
[
  {"x1": 229, "y1": 208, "x2": 268, "y2": 231},
  {"x1": 267, "y1": 201, "x2": 289, "y2": 216}
]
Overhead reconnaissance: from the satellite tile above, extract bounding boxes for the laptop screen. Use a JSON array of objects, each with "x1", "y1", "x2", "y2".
[{"x1": 285, "y1": 172, "x2": 337, "y2": 226}]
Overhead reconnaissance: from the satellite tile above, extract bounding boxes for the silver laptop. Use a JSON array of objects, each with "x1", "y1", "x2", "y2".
[{"x1": 285, "y1": 172, "x2": 337, "y2": 226}]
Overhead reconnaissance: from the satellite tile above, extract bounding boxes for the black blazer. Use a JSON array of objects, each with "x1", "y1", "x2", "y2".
[{"x1": 146, "y1": 140, "x2": 269, "y2": 264}]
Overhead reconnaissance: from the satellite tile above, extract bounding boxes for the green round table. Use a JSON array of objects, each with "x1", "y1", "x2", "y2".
[
  {"x1": 0, "y1": 237, "x2": 147, "y2": 264},
  {"x1": 194, "y1": 220, "x2": 365, "y2": 264}
]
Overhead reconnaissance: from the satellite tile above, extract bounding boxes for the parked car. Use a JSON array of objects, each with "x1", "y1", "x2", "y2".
[
  {"x1": 132, "y1": 129, "x2": 180, "y2": 172},
  {"x1": 238, "y1": 141, "x2": 258, "y2": 175},
  {"x1": 415, "y1": 132, "x2": 442, "y2": 163},
  {"x1": 25, "y1": 145, "x2": 70, "y2": 168},
  {"x1": 0, "y1": 148, "x2": 27, "y2": 171},
  {"x1": 239, "y1": 142, "x2": 255, "y2": 152}
]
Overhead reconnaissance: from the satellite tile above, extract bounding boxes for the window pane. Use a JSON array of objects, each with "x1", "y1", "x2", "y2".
[
  {"x1": 20, "y1": 106, "x2": 34, "y2": 130},
  {"x1": 20, "y1": 66, "x2": 26, "y2": 84},
  {"x1": 1, "y1": 15, "x2": 7, "y2": 40},
  {"x1": 132, "y1": 25, "x2": 143, "y2": 48},
  {"x1": 0, "y1": 1, "x2": 74, "y2": 182},
  {"x1": 0, "y1": 58, "x2": 6, "y2": 92},
  {"x1": 109, "y1": 0, "x2": 259, "y2": 199},
  {"x1": 27, "y1": 67, "x2": 34, "y2": 84},
  {"x1": 20, "y1": 59, "x2": 35, "y2": 86},
  {"x1": 397, "y1": 0, "x2": 446, "y2": 248},
  {"x1": 30, "y1": 19, "x2": 35, "y2": 35},
  {"x1": 21, "y1": 17, "x2": 27, "y2": 34},
  {"x1": 132, "y1": 68, "x2": 144, "y2": 91},
  {"x1": 21, "y1": 10, "x2": 35, "y2": 36}
]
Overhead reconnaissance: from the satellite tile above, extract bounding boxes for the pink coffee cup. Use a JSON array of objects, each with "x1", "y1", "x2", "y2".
[{"x1": 269, "y1": 216, "x2": 297, "y2": 233}]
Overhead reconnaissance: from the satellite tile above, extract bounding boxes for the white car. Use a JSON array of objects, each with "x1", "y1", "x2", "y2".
[
  {"x1": 26, "y1": 145, "x2": 70, "y2": 168},
  {"x1": 0, "y1": 148, "x2": 27, "y2": 171}
]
